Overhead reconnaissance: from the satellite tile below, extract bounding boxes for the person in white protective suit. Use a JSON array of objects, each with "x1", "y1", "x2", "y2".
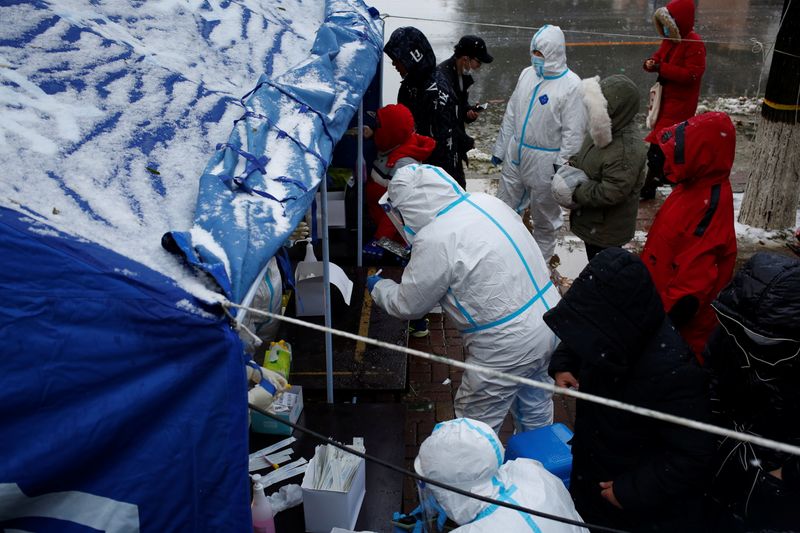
[
  {"x1": 368, "y1": 164, "x2": 560, "y2": 433},
  {"x1": 415, "y1": 418, "x2": 587, "y2": 532},
  {"x1": 492, "y1": 25, "x2": 586, "y2": 263}
]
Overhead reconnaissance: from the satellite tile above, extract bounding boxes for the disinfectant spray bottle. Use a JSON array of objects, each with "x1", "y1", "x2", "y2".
[{"x1": 251, "y1": 481, "x2": 275, "y2": 533}]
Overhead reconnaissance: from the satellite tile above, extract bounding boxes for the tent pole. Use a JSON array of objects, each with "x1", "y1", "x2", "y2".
[
  {"x1": 356, "y1": 101, "x2": 364, "y2": 267},
  {"x1": 321, "y1": 174, "x2": 334, "y2": 404}
]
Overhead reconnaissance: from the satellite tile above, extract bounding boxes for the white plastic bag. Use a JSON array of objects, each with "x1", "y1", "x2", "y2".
[
  {"x1": 551, "y1": 165, "x2": 589, "y2": 209},
  {"x1": 646, "y1": 81, "x2": 662, "y2": 130}
]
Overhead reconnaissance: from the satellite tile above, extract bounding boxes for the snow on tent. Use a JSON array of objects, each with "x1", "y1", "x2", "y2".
[{"x1": 0, "y1": 0, "x2": 382, "y2": 530}]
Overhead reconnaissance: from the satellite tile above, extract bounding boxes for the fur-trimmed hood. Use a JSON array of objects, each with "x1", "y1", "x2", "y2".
[
  {"x1": 581, "y1": 75, "x2": 640, "y2": 148},
  {"x1": 654, "y1": 0, "x2": 695, "y2": 41}
]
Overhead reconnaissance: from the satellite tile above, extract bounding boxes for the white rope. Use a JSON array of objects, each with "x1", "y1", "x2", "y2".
[
  {"x1": 223, "y1": 302, "x2": 800, "y2": 458},
  {"x1": 222, "y1": 305, "x2": 263, "y2": 347},
  {"x1": 382, "y1": 14, "x2": 772, "y2": 50}
]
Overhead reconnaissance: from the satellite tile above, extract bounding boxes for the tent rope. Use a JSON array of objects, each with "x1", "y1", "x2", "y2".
[{"x1": 224, "y1": 301, "x2": 800, "y2": 458}]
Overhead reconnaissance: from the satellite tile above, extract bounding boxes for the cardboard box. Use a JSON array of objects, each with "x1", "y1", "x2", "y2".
[
  {"x1": 250, "y1": 385, "x2": 303, "y2": 435},
  {"x1": 301, "y1": 455, "x2": 366, "y2": 533},
  {"x1": 294, "y1": 260, "x2": 353, "y2": 317},
  {"x1": 315, "y1": 190, "x2": 346, "y2": 228}
]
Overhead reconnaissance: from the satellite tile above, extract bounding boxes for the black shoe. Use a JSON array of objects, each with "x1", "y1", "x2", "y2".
[{"x1": 639, "y1": 187, "x2": 656, "y2": 200}]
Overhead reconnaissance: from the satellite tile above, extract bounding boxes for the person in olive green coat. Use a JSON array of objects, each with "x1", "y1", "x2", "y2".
[{"x1": 569, "y1": 75, "x2": 647, "y2": 259}]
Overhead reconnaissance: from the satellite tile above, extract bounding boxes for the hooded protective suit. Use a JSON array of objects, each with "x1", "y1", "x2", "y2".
[
  {"x1": 414, "y1": 418, "x2": 587, "y2": 532},
  {"x1": 493, "y1": 25, "x2": 586, "y2": 261},
  {"x1": 641, "y1": 112, "x2": 737, "y2": 359},
  {"x1": 371, "y1": 164, "x2": 560, "y2": 433}
]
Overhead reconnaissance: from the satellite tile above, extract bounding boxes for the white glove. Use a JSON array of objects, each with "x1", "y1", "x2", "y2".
[
  {"x1": 246, "y1": 362, "x2": 290, "y2": 411},
  {"x1": 551, "y1": 165, "x2": 589, "y2": 209}
]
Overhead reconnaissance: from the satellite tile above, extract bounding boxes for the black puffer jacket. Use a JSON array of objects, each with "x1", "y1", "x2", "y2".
[
  {"x1": 438, "y1": 55, "x2": 475, "y2": 160},
  {"x1": 384, "y1": 27, "x2": 462, "y2": 185},
  {"x1": 705, "y1": 252, "x2": 800, "y2": 531},
  {"x1": 545, "y1": 248, "x2": 713, "y2": 532}
]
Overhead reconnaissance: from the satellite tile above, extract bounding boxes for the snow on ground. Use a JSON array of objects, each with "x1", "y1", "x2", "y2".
[{"x1": 697, "y1": 96, "x2": 762, "y2": 117}]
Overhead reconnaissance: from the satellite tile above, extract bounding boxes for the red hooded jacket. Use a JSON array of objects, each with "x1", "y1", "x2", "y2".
[
  {"x1": 367, "y1": 104, "x2": 436, "y2": 242},
  {"x1": 644, "y1": 0, "x2": 706, "y2": 144},
  {"x1": 642, "y1": 112, "x2": 737, "y2": 360}
]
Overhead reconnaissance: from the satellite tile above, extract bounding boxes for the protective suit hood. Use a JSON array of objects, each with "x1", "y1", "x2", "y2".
[
  {"x1": 658, "y1": 111, "x2": 735, "y2": 186},
  {"x1": 388, "y1": 164, "x2": 464, "y2": 235},
  {"x1": 530, "y1": 25, "x2": 568, "y2": 77},
  {"x1": 414, "y1": 418, "x2": 504, "y2": 525},
  {"x1": 384, "y1": 26, "x2": 437, "y2": 84}
]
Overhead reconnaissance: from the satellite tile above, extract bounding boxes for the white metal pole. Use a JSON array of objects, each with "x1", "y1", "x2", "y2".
[{"x1": 320, "y1": 175, "x2": 334, "y2": 403}]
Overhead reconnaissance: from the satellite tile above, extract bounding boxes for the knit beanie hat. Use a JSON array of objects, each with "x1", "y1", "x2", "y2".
[{"x1": 374, "y1": 104, "x2": 415, "y2": 153}]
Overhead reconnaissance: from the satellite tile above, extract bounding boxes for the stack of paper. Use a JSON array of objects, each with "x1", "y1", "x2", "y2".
[{"x1": 311, "y1": 438, "x2": 365, "y2": 492}]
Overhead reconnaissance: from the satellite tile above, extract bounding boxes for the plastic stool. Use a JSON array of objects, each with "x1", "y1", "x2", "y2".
[{"x1": 505, "y1": 423, "x2": 573, "y2": 488}]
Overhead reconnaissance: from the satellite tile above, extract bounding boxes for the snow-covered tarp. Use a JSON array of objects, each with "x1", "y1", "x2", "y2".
[
  {"x1": 1, "y1": 0, "x2": 382, "y2": 304},
  {"x1": 0, "y1": 0, "x2": 382, "y2": 530}
]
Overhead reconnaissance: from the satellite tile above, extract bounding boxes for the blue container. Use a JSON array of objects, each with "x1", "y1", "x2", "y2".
[{"x1": 505, "y1": 423, "x2": 573, "y2": 488}]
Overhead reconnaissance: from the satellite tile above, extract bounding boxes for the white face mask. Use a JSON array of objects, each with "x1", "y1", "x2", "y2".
[{"x1": 462, "y1": 67, "x2": 472, "y2": 76}]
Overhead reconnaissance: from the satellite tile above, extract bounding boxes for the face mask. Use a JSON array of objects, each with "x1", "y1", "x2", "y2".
[
  {"x1": 462, "y1": 67, "x2": 472, "y2": 76},
  {"x1": 531, "y1": 56, "x2": 545, "y2": 77}
]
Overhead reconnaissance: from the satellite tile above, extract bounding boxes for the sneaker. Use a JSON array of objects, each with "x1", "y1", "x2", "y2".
[{"x1": 408, "y1": 318, "x2": 430, "y2": 338}]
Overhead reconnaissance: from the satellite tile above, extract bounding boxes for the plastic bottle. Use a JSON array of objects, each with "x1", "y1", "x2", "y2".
[
  {"x1": 251, "y1": 481, "x2": 276, "y2": 533},
  {"x1": 303, "y1": 241, "x2": 317, "y2": 262}
]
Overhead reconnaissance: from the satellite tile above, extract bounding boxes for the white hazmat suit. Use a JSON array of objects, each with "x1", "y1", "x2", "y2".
[
  {"x1": 371, "y1": 164, "x2": 560, "y2": 433},
  {"x1": 493, "y1": 25, "x2": 586, "y2": 261},
  {"x1": 415, "y1": 418, "x2": 587, "y2": 532}
]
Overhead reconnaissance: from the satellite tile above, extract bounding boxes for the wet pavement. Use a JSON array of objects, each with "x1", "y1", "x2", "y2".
[{"x1": 370, "y1": 0, "x2": 785, "y2": 109}]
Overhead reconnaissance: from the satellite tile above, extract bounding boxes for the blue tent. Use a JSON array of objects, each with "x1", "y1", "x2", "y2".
[{"x1": 0, "y1": 0, "x2": 382, "y2": 530}]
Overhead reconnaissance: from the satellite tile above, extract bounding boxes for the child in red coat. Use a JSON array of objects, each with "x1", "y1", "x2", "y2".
[
  {"x1": 364, "y1": 103, "x2": 436, "y2": 258},
  {"x1": 640, "y1": 0, "x2": 706, "y2": 200},
  {"x1": 641, "y1": 112, "x2": 737, "y2": 361}
]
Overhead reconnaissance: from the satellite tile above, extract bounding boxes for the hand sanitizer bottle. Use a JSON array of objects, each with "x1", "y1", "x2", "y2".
[{"x1": 251, "y1": 481, "x2": 276, "y2": 533}]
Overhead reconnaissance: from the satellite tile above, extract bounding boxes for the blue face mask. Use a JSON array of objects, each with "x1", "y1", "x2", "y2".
[{"x1": 531, "y1": 56, "x2": 545, "y2": 77}]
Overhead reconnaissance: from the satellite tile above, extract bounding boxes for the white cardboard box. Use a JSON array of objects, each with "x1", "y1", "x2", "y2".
[
  {"x1": 314, "y1": 190, "x2": 346, "y2": 228},
  {"x1": 301, "y1": 455, "x2": 366, "y2": 533},
  {"x1": 294, "y1": 260, "x2": 353, "y2": 317},
  {"x1": 250, "y1": 385, "x2": 303, "y2": 435}
]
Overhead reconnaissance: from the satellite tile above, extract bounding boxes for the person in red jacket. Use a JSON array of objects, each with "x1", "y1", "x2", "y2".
[
  {"x1": 364, "y1": 103, "x2": 436, "y2": 258},
  {"x1": 641, "y1": 112, "x2": 737, "y2": 361},
  {"x1": 640, "y1": 0, "x2": 706, "y2": 200}
]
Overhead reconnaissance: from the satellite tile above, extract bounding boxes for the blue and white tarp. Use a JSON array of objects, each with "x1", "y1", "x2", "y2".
[
  {"x1": 0, "y1": 0, "x2": 382, "y2": 530},
  {"x1": 166, "y1": 2, "x2": 383, "y2": 303}
]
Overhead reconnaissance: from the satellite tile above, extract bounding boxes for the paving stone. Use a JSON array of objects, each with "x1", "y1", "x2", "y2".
[{"x1": 435, "y1": 401, "x2": 455, "y2": 422}]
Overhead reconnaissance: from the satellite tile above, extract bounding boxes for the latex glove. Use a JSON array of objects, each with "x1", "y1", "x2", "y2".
[
  {"x1": 490, "y1": 156, "x2": 503, "y2": 167},
  {"x1": 246, "y1": 363, "x2": 290, "y2": 411},
  {"x1": 367, "y1": 274, "x2": 383, "y2": 292},
  {"x1": 551, "y1": 165, "x2": 589, "y2": 209}
]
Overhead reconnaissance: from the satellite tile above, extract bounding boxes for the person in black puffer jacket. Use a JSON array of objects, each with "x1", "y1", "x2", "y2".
[
  {"x1": 383, "y1": 27, "x2": 463, "y2": 187},
  {"x1": 704, "y1": 252, "x2": 800, "y2": 532},
  {"x1": 545, "y1": 248, "x2": 714, "y2": 532}
]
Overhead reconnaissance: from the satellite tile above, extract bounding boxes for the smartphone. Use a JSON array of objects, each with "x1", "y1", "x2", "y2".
[
  {"x1": 377, "y1": 237, "x2": 410, "y2": 259},
  {"x1": 472, "y1": 102, "x2": 488, "y2": 112}
]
